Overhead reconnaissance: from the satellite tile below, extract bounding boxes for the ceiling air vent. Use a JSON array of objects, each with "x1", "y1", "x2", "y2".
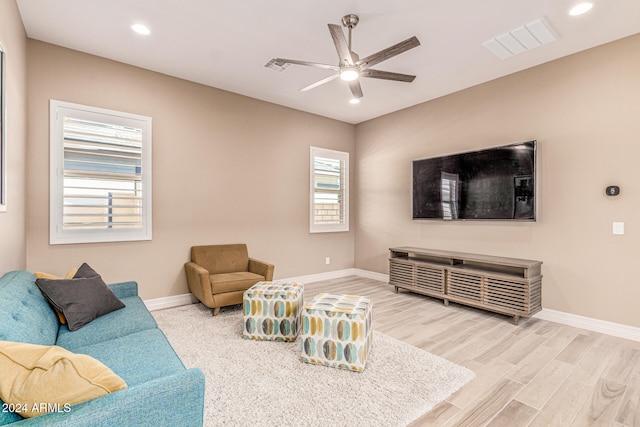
[
  {"x1": 483, "y1": 18, "x2": 558, "y2": 59},
  {"x1": 264, "y1": 58, "x2": 290, "y2": 71}
]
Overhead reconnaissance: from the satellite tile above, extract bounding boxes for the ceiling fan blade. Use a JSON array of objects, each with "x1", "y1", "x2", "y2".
[
  {"x1": 348, "y1": 79, "x2": 363, "y2": 99},
  {"x1": 356, "y1": 36, "x2": 420, "y2": 69},
  {"x1": 361, "y1": 69, "x2": 416, "y2": 83},
  {"x1": 300, "y1": 73, "x2": 340, "y2": 92},
  {"x1": 269, "y1": 58, "x2": 339, "y2": 71},
  {"x1": 328, "y1": 24, "x2": 355, "y2": 66}
]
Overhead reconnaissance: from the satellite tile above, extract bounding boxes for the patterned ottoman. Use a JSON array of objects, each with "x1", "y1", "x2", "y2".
[
  {"x1": 242, "y1": 281, "x2": 304, "y2": 342},
  {"x1": 300, "y1": 293, "x2": 373, "y2": 372}
]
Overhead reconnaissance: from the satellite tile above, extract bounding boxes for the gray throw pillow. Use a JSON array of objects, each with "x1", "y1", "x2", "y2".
[
  {"x1": 36, "y1": 267, "x2": 125, "y2": 331},
  {"x1": 74, "y1": 262, "x2": 101, "y2": 279}
]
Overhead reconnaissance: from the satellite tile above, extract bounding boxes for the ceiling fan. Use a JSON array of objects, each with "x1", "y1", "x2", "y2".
[{"x1": 265, "y1": 14, "x2": 420, "y2": 102}]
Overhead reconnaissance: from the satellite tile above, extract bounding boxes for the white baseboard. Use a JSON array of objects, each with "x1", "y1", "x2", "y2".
[
  {"x1": 143, "y1": 268, "x2": 640, "y2": 342},
  {"x1": 277, "y1": 268, "x2": 358, "y2": 284},
  {"x1": 353, "y1": 268, "x2": 389, "y2": 282},
  {"x1": 281, "y1": 268, "x2": 388, "y2": 285},
  {"x1": 143, "y1": 269, "x2": 360, "y2": 312},
  {"x1": 144, "y1": 293, "x2": 198, "y2": 311},
  {"x1": 533, "y1": 308, "x2": 640, "y2": 342}
]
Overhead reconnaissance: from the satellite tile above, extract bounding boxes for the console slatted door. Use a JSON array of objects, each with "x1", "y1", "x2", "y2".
[
  {"x1": 528, "y1": 278, "x2": 542, "y2": 315},
  {"x1": 416, "y1": 264, "x2": 446, "y2": 294},
  {"x1": 389, "y1": 260, "x2": 414, "y2": 288},
  {"x1": 447, "y1": 270, "x2": 483, "y2": 302},
  {"x1": 484, "y1": 277, "x2": 527, "y2": 313},
  {"x1": 483, "y1": 276, "x2": 544, "y2": 316}
]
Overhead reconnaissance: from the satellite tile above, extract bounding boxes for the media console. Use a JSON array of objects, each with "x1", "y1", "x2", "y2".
[{"x1": 389, "y1": 247, "x2": 542, "y2": 324}]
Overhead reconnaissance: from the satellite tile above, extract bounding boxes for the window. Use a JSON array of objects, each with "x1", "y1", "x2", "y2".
[
  {"x1": 440, "y1": 172, "x2": 459, "y2": 220},
  {"x1": 49, "y1": 100, "x2": 152, "y2": 244},
  {"x1": 310, "y1": 146, "x2": 349, "y2": 233}
]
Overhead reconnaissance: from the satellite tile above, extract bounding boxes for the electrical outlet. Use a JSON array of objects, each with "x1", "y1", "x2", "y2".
[
  {"x1": 325, "y1": 257, "x2": 331, "y2": 265},
  {"x1": 613, "y1": 222, "x2": 625, "y2": 235}
]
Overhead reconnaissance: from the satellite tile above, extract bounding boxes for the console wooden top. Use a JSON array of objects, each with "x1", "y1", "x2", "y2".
[{"x1": 389, "y1": 247, "x2": 542, "y2": 275}]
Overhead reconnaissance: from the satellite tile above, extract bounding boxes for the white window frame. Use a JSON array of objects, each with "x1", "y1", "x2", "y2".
[
  {"x1": 0, "y1": 43, "x2": 6, "y2": 213},
  {"x1": 309, "y1": 146, "x2": 349, "y2": 233},
  {"x1": 49, "y1": 100, "x2": 152, "y2": 244}
]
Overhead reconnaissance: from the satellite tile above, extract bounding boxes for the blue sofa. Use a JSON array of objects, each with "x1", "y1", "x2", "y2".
[{"x1": 0, "y1": 270, "x2": 205, "y2": 426}]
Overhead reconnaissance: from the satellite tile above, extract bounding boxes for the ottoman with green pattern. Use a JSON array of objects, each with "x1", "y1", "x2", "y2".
[
  {"x1": 242, "y1": 281, "x2": 303, "y2": 342},
  {"x1": 300, "y1": 293, "x2": 373, "y2": 372}
]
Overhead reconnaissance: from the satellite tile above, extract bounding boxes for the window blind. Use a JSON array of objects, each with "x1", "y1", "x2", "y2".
[
  {"x1": 312, "y1": 156, "x2": 345, "y2": 225},
  {"x1": 62, "y1": 117, "x2": 143, "y2": 230},
  {"x1": 309, "y1": 145, "x2": 349, "y2": 233}
]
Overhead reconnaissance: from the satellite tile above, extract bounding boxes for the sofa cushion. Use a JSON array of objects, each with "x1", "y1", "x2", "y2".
[
  {"x1": 36, "y1": 275, "x2": 125, "y2": 332},
  {"x1": 72, "y1": 329, "x2": 186, "y2": 387},
  {"x1": 210, "y1": 271, "x2": 264, "y2": 293},
  {"x1": 0, "y1": 340, "x2": 127, "y2": 418},
  {"x1": 56, "y1": 296, "x2": 158, "y2": 350},
  {"x1": 0, "y1": 271, "x2": 59, "y2": 346},
  {"x1": 192, "y1": 244, "x2": 249, "y2": 274}
]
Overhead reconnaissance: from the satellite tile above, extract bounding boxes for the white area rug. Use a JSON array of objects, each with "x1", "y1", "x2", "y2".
[{"x1": 153, "y1": 304, "x2": 475, "y2": 427}]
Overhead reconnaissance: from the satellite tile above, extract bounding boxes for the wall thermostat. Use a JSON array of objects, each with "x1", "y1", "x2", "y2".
[{"x1": 606, "y1": 186, "x2": 620, "y2": 196}]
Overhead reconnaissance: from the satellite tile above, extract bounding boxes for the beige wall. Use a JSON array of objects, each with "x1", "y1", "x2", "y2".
[
  {"x1": 355, "y1": 34, "x2": 640, "y2": 327},
  {"x1": 26, "y1": 41, "x2": 355, "y2": 299},
  {"x1": 0, "y1": 0, "x2": 27, "y2": 275},
  {"x1": 16, "y1": 17, "x2": 640, "y2": 327}
]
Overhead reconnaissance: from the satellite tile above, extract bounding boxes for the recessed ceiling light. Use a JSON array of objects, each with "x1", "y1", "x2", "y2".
[
  {"x1": 569, "y1": 2, "x2": 594, "y2": 16},
  {"x1": 131, "y1": 24, "x2": 151, "y2": 35},
  {"x1": 349, "y1": 98, "x2": 360, "y2": 105}
]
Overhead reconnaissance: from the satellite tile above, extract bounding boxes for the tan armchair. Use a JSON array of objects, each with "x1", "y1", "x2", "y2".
[{"x1": 184, "y1": 244, "x2": 274, "y2": 316}]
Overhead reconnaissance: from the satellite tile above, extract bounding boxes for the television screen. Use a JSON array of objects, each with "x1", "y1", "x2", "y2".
[{"x1": 412, "y1": 141, "x2": 536, "y2": 221}]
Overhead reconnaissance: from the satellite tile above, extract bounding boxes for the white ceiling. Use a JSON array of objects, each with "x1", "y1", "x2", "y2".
[{"x1": 16, "y1": 0, "x2": 640, "y2": 124}]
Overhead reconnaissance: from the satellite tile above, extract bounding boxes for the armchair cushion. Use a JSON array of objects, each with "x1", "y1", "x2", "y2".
[{"x1": 210, "y1": 272, "x2": 265, "y2": 294}]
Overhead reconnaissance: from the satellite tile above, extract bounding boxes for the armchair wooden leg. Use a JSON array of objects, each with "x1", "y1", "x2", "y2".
[{"x1": 212, "y1": 307, "x2": 221, "y2": 316}]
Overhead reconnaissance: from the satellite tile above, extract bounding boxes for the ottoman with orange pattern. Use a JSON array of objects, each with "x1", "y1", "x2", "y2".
[
  {"x1": 242, "y1": 281, "x2": 303, "y2": 342},
  {"x1": 299, "y1": 293, "x2": 373, "y2": 372}
]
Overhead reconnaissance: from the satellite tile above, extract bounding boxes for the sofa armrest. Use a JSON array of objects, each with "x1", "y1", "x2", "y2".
[
  {"x1": 107, "y1": 281, "x2": 138, "y2": 299},
  {"x1": 13, "y1": 368, "x2": 205, "y2": 427},
  {"x1": 248, "y1": 258, "x2": 274, "y2": 281}
]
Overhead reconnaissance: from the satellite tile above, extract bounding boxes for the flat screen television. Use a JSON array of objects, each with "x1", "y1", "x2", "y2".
[{"x1": 412, "y1": 141, "x2": 536, "y2": 221}]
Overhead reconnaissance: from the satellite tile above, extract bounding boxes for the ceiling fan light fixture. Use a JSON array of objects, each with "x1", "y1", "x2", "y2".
[
  {"x1": 349, "y1": 98, "x2": 360, "y2": 104},
  {"x1": 340, "y1": 67, "x2": 359, "y2": 81}
]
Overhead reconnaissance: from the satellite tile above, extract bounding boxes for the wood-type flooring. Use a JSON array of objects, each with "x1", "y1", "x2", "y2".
[{"x1": 303, "y1": 276, "x2": 640, "y2": 427}]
